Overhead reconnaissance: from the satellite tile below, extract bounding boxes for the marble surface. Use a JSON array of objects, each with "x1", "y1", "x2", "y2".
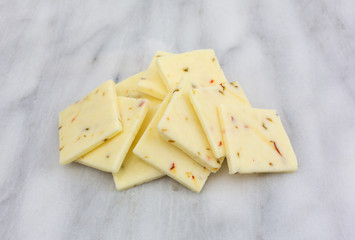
[{"x1": 1, "y1": 0, "x2": 355, "y2": 239}]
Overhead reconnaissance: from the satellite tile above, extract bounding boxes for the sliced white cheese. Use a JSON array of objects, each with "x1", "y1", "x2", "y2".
[
  {"x1": 156, "y1": 49, "x2": 227, "y2": 91},
  {"x1": 157, "y1": 77, "x2": 222, "y2": 172},
  {"x1": 137, "y1": 51, "x2": 172, "y2": 99},
  {"x1": 133, "y1": 94, "x2": 210, "y2": 193},
  {"x1": 77, "y1": 97, "x2": 149, "y2": 173},
  {"x1": 189, "y1": 82, "x2": 250, "y2": 159},
  {"x1": 218, "y1": 105, "x2": 298, "y2": 174},
  {"x1": 113, "y1": 104, "x2": 164, "y2": 190},
  {"x1": 59, "y1": 80, "x2": 122, "y2": 165}
]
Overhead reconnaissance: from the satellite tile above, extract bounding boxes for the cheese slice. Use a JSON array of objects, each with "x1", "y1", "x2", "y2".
[
  {"x1": 137, "y1": 51, "x2": 172, "y2": 99},
  {"x1": 113, "y1": 74, "x2": 164, "y2": 190},
  {"x1": 116, "y1": 71, "x2": 161, "y2": 106},
  {"x1": 77, "y1": 97, "x2": 149, "y2": 173},
  {"x1": 113, "y1": 104, "x2": 164, "y2": 190},
  {"x1": 133, "y1": 94, "x2": 210, "y2": 193},
  {"x1": 59, "y1": 80, "x2": 122, "y2": 165},
  {"x1": 189, "y1": 82, "x2": 251, "y2": 159},
  {"x1": 156, "y1": 49, "x2": 227, "y2": 91},
  {"x1": 157, "y1": 77, "x2": 222, "y2": 172},
  {"x1": 218, "y1": 105, "x2": 298, "y2": 174}
]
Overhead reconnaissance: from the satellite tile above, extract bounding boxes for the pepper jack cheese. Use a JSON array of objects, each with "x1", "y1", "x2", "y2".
[
  {"x1": 113, "y1": 104, "x2": 164, "y2": 190},
  {"x1": 133, "y1": 94, "x2": 210, "y2": 193},
  {"x1": 137, "y1": 51, "x2": 172, "y2": 100},
  {"x1": 157, "y1": 77, "x2": 222, "y2": 172},
  {"x1": 218, "y1": 105, "x2": 298, "y2": 174},
  {"x1": 59, "y1": 80, "x2": 122, "y2": 165},
  {"x1": 156, "y1": 49, "x2": 227, "y2": 91},
  {"x1": 113, "y1": 73, "x2": 164, "y2": 189},
  {"x1": 77, "y1": 97, "x2": 149, "y2": 173},
  {"x1": 189, "y1": 82, "x2": 251, "y2": 159}
]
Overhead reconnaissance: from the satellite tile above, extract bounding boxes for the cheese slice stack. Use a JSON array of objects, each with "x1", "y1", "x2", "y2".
[
  {"x1": 189, "y1": 82, "x2": 251, "y2": 159},
  {"x1": 218, "y1": 105, "x2": 298, "y2": 174},
  {"x1": 77, "y1": 97, "x2": 149, "y2": 173},
  {"x1": 133, "y1": 94, "x2": 211, "y2": 193},
  {"x1": 157, "y1": 77, "x2": 222, "y2": 172}
]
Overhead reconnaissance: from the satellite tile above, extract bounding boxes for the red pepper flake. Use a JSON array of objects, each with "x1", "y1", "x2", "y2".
[
  {"x1": 71, "y1": 116, "x2": 76, "y2": 122},
  {"x1": 170, "y1": 163, "x2": 175, "y2": 170},
  {"x1": 162, "y1": 129, "x2": 167, "y2": 132},
  {"x1": 207, "y1": 155, "x2": 211, "y2": 160},
  {"x1": 166, "y1": 117, "x2": 170, "y2": 121},
  {"x1": 231, "y1": 116, "x2": 235, "y2": 122},
  {"x1": 218, "y1": 141, "x2": 222, "y2": 147},
  {"x1": 59, "y1": 146, "x2": 64, "y2": 151},
  {"x1": 138, "y1": 101, "x2": 145, "y2": 107},
  {"x1": 192, "y1": 175, "x2": 195, "y2": 180},
  {"x1": 273, "y1": 141, "x2": 282, "y2": 157},
  {"x1": 210, "y1": 79, "x2": 214, "y2": 84},
  {"x1": 244, "y1": 125, "x2": 249, "y2": 128},
  {"x1": 220, "y1": 83, "x2": 225, "y2": 90}
]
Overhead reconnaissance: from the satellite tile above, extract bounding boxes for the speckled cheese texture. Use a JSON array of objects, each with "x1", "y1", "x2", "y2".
[
  {"x1": 156, "y1": 49, "x2": 227, "y2": 91},
  {"x1": 58, "y1": 80, "x2": 122, "y2": 165},
  {"x1": 189, "y1": 82, "x2": 251, "y2": 159},
  {"x1": 113, "y1": 75, "x2": 164, "y2": 190},
  {"x1": 115, "y1": 72, "x2": 161, "y2": 106},
  {"x1": 157, "y1": 77, "x2": 222, "y2": 172},
  {"x1": 77, "y1": 97, "x2": 149, "y2": 173},
  {"x1": 113, "y1": 104, "x2": 164, "y2": 190},
  {"x1": 133, "y1": 94, "x2": 210, "y2": 193},
  {"x1": 218, "y1": 105, "x2": 298, "y2": 174},
  {"x1": 137, "y1": 51, "x2": 172, "y2": 100}
]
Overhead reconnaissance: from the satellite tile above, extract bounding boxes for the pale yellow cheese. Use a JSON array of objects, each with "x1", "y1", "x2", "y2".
[
  {"x1": 59, "y1": 80, "x2": 122, "y2": 165},
  {"x1": 137, "y1": 51, "x2": 172, "y2": 99},
  {"x1": 113, "y1": 74, "x2": 164, "y2": 190},
  {"x1": 77, "y1": 97, "x2": 149, "y2": 173},
  {"x1": 116, "y1": 72, "x2": 161, "y2": 106},
  {"x1": 157, "y1": 77, "x2": 222, "y2": 172},
  {"x1": 133, "y1": 94, "x2": 210, "y2": 193},
  {"x1": 218, "y1": 105, "x2": 298, "y2": 174},
  {"x1": 156, "y1": 49, "x2": 227, "y2": 91},
  {"x1": 189, "y1": 82, "x2": 251, "y2": 159},
  {"x1": 113, "y1": 104, "x2": 164, "y2": 190}
]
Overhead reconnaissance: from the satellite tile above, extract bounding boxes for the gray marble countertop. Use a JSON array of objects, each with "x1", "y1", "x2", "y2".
[{"x1": 1, "y1": 0, "x2": 354, "y2": 239}]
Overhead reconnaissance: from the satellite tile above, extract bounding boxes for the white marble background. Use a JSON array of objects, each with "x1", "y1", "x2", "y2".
[{"x1": 1, "y1": 0, "x2": 354, "y2": 239}]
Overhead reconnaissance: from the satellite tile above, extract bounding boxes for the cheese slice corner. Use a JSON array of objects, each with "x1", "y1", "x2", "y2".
[
  {"x1": 218, "y1": 105, "x2": 298, "y2": 174},
  {"x1": 137, "y1": 51, "x2": 172, "y2": 99},
  {"x1": 59, "y1": 80, "x2": 122, "y2": 165}
]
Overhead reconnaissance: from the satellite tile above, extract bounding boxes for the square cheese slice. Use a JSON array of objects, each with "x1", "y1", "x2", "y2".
[
  {"x1": 137, "y1": 51, "x2": 172, "y2": 100},
  {"x1": 156, "y1": 49, "x2": 227, "y2": 91},
  {"x1": 116, "y1": 71, "x2": 161, "y2": 106},
  {"x1": 189, "y1": 82, "x2": 251, "y2": 159},
  {"x1": 218, "y1": 105, "x2": 298, "y2": 174},
  {"x1": 133, "y1": 94, "x2": 210, "y2": 193},
  {"x1": 77, "y1": 97, "x2": 149, "y2": 173},
  {"x1": 157, "y1": 77, "x2": 222, "y2": 172},
  {"x1": 59, "y1": 80, "x2": 122, "y2": 165},
  {"x1": 113, "y1": 74, "x2": 164, "y2": 190},
  {"x1": 113, "y1": 104, "x2": 164, "y2": 190}
]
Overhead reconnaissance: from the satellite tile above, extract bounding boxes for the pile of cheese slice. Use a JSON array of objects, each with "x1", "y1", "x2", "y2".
[{"x1": 58, "y1": 49, "x2": 298, "y2": 193}]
